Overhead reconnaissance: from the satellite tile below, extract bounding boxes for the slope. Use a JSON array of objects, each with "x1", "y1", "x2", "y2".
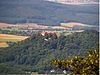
[
  {"x1": 0, "y1": 30, "x2": 99, "y2": 73},
  {"x1": 0, "y1": 0, "x2": 99, "y2": 25}
]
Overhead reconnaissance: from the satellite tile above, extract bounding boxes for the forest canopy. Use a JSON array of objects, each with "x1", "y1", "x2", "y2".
[{"x1": 0, "y1": 30, "x2": 99, "y2": 73}]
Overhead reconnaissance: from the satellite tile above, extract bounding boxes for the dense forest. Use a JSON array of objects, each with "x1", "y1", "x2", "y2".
[{"x1": 0, "y1": 30, "x2": 99, "y2": 74}]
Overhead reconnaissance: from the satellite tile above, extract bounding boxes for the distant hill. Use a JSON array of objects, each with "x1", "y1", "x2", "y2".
[
  {"x1": 46, "y1": 0, "x2": 99, "y2": 5},
  {"x1": 0, "y1": 30, "x2": 98, "y2": 73},
  {"x1": 0, "y1": 0, "x2": 99, "y2": 26}
]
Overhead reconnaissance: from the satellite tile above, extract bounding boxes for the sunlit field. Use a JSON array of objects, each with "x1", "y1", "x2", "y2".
[
  {"x1": 0, "y1": 42, "x2": 9, "y2": 48},
  {"x1": 0, "y1": 34, "x2": 28, "y2": 47}
]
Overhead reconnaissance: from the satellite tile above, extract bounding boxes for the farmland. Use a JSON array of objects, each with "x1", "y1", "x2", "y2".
[
  {"x1": 0, "y1": 42, "x2": 9, "y2": 48},
  {"x1": 0, "y1": 34, "x2": 28, "y2": 47}
]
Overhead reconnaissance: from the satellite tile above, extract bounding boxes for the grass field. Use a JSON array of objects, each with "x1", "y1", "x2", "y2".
[{"x1": 0, "y1": 34, "x2": 28, "y2": 47}]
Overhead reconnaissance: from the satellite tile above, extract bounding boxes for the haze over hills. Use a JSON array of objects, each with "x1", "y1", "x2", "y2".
[
  {"x1": 46, "y1": 0, "x2": 99, "y2": 2},
  {"x1": 46, "y1": 0, "x2": 99, "y2": 5},
  {"x1": 0, "y1": 0, "x2": 99, "y2": 26}
]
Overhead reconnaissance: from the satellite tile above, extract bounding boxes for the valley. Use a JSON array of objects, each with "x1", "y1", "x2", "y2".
[
  {"x1": 0, "y1": 0, "x2": 99, "y2": 74},
  {"x1": 0, "y1": 22, "x2": 98, "y2": 48}
]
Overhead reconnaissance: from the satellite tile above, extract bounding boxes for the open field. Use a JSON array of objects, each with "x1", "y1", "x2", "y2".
[
  {"x1": 0, "y1": 23, "x2": 48, "y2": 28},
  {"x1": 0, "y1": 34, "x2": 28, "y2": 42},
  {"x1": 0, "y1": 34, "x2": 28, "y2": 47},
  {"x1": 60, "y1": 22, "x2": 98, "y2": 27},
  {"x1": 0, "y1": 42, "x2": 9, "y2": 48},
  {"x1": 0, "y1": 23, "x2": 16, "y2": 27}
]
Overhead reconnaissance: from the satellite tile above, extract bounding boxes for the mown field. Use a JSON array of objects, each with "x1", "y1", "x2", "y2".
[{"x1": 0, "y1": 34, "x2": 28, "y2": 48}]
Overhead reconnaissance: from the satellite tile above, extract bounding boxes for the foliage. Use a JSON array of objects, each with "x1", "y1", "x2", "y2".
[
  {"x1": 51, "y1": 50, "x2": 99, "y2": 74},
  {"x1": 0, "y1": 30, "x2": 99, "y2": 73},
  {"x1": 0, "y1": 29, "x2": 30, "y2": 36}
]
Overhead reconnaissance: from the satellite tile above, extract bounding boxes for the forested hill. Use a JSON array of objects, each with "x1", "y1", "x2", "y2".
[
  {"x1": 0, "y1": 0, "x2": 99, "y2": 25},
  {"x1": 0, "y1": 30, "x2": 99, "y2": 73}
]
